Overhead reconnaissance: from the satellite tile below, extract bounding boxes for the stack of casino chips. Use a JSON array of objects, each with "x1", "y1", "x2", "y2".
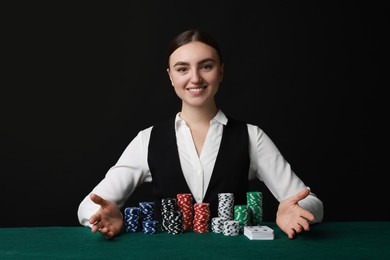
[
  {"x1": 139, "y1": 201, "x2": 159, "y2": 234},
  {"x1": 233, "y1": 205, "x2": 251, "y2": 233},
  {"x1": 211, "y1": 193, "x2": 234, "y2": 233},
  {"x1": 161, "y1": 198, "x2": 178, "y2": 231},
  {"x1": 222, "y1": 220, "x2": 240, "y2": 236},
  {"x1": 123, "y1": 207, "x2": 142, "y2": 232},
  {"x1": 246, "y1": 191, "x2": 263, "y2": 225},
  {"x1": 211, "y1": 217, "x2": 227, "y2": 233},
  {"x1": 139, "y1": 201, "x2": 155, "y2": 221},
  {"x1": 217, "y1": 193, "x2": 234, "y2": 220},
  {"x1": 193, "y1": 203, "x2": 210, "y2": 233},
  {"x1": 161, "y1": 198, "x2": 184, "y2": 234},
  {"x1": 142, "y1": 220, "x2": 159, "y2": 234},
  {"x1": 165, "y1": 210, "x2": 184, "y2": 234},
  {"x1": 176, "y1": 193, "x2": 194, "y2": 231}
]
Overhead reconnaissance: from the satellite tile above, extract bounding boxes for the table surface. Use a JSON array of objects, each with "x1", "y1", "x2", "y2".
[{"x1": 1, "y1": 221, "x2": 389, "y2": 260}]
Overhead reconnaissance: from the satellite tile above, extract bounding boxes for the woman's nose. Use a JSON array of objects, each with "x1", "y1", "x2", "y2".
[{"x1": 190, "y1": 70, "x2": 203, "y2": 84}]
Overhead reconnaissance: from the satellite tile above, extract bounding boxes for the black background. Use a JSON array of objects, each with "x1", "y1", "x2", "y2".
[{"x1": 1, "y1": 1, "x2": 388, "y2": 227}]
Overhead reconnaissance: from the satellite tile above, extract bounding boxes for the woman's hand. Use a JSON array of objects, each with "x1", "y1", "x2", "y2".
[
  {"x1": 276, "y1": 188, "x2": 315, "y2": 239},
  {"x1": 89, "y1": 193, "x2": 124, "y2": 239}
]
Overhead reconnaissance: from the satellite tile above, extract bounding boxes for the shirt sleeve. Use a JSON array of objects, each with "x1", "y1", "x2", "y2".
[
  {"x1": 247, "y1": 124, "x2": 324, "y2": 223},
  {"x1": 77, "y1": 127, "x2": 153, "y2": 227}
]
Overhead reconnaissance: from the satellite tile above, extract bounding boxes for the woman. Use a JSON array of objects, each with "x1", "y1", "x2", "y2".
[{"x1": 77, "y1": 29, "x2": 324, "y2": 239}]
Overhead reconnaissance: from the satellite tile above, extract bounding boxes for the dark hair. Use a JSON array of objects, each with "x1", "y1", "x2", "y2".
[{"x1": 167, "y1": 29, "x2": 223, "y2": 68}]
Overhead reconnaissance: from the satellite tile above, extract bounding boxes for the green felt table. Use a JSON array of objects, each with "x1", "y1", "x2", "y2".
[{"x1": 1, "y1": 221, "x2": 389, "y2": 259}]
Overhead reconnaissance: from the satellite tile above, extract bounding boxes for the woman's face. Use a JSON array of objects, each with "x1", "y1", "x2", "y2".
[{"x1": 167, "y1": 41, "x2": 224, "y2": 109}]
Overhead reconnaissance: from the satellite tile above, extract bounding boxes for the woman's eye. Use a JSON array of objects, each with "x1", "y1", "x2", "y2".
[
  {"x1": 201, "y1": 64, "x2": 213, "y2": 70},
  {"x1": 177, "y1": 67, "x2": 188, "y2": 73}
]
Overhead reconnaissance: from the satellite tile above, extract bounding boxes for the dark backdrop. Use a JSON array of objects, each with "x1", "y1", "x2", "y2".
[{"x1": 2, "y1": 1, "x2": 388, "y2": 227}]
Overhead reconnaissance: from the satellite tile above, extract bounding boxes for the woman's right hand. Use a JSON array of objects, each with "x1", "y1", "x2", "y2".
[{"x1": 89, "y1": 193, "x2": 124, "y2": 239}]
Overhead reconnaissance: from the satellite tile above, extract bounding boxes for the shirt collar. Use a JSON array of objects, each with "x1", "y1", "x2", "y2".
[{"x1": 174, "y1": 109, "x2": 228, "y2": 131}]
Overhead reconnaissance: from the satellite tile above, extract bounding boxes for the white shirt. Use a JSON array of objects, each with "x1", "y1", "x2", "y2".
[{"x1": 78, "y1": 110, "x2": 323, "y2": 227}]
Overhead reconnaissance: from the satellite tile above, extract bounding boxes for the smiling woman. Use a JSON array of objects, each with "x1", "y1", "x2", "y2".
[
  {"x1": 167, "y1": 40, "x2": 223, "y2": 112},
  {"x1": 77, "y1": 29, "x2": 324, "y2": 240}
]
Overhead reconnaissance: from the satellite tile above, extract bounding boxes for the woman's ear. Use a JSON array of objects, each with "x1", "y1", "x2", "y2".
[{"x1": 167, "y1": 68, "x2": 174, "y2": 86}]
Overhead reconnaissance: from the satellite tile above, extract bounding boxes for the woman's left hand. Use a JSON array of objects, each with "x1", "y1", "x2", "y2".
[{"x1": 276, "y1": 188, "x2": 315, "y2": 239}]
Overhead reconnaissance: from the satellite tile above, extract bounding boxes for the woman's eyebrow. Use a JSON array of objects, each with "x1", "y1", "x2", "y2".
[
  {"x1": 198, "y1": 58, "x2": 216, "y2": 64},
  {"x1": 173, "y1": 58, "x2": 217, "y2": 67},
  {"x1": 173, "y1": 61, "x2": 189, "y2": 67}
]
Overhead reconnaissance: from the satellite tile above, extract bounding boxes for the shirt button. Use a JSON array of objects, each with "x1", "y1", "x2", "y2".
[{"x1": 197, "y1": 170, "x2": 202, "y2": 175}]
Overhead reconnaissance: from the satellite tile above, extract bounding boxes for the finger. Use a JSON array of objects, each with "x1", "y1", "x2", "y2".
[
  {"x1": 104, "y1": 231, "x2": 115, "y2": 240},
  {"x1": 91, "y1": 222, "x2": 103, "y2": 233},
  {"x1": 89, "y1": 214, "x2": 100, "y2": 225},
  {"x1": 98, "y1": 227, "x2": 114, "y2": 239},
  {"x1": 301, "y1": 209, "x2": 315, "y2": 222},
  {"x1": 100, "y1": 227, "x2": 109, "y2": 235},
  {"x1": 298, "y1": 217, "x2": 311, "y2": 231},
  {"x1": 288, "y1": 229, "x2": 296, "y2": 239},
  {"x1": 90, "y1": 193, "x2": 106, "y2": 206},
  {"x1": 283, "y1": 188, "x2": 310, "y2": 205},
  {"x1": 294, "y1": 187, "x2": 311, "y2": 202},
  {"x1": 293, "y1": 223, "x2": 303, "y2": 234}
]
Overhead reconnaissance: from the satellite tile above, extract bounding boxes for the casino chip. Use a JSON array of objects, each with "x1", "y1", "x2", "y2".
[
  {"x1": 142, "y1": 220, "x2": 159, "y2": 234},
  {"x1": 234, "y1": 205, "x2": 251, "y2": 233},
  {"x1": 223, "y1": 220, "x2": 240, "y2": 236},
  {"x1": 123, "y1": 207, "x2": 142, "y2": 232},
  {"x1": 177, "y1": 193, "x2": 194, "y2": 231},
  {"x1": 193, "y1": 203, "x2": 210, "y2": 233},
  {"x1": 217, "y1": 193, "x2": 234, "y2": 220},
  {"x1": 211, "y1": 217, "x2": 227, "y2": 233},
  {"x1": 139, "y1": 201, "x2": 156, "y2": 221},
  {"x1": 246, "y1": 192, "x2": 263, "y2": 225},
  {"x1": 161, "y1": 198, "x2": 184, "y2": 234}
]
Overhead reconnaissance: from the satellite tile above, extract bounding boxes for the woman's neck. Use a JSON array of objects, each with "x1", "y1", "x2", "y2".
[{"x1": 180, "y1": 104, "x2": 218, "y2": 127}]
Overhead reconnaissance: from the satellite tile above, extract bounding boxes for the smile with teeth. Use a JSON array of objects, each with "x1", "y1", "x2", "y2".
[{"x1": 187, "y1": 86, "x2": 207, "y2": 92}]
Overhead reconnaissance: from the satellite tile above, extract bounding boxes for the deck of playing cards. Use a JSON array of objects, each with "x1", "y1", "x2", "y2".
[{"x1": 244, "y1": 226, "x2": 274, "y2": 240}]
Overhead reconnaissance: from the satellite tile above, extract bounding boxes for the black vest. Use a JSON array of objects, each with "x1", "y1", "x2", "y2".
[{"x1": 147, "y1": 116, "x2": 250, "y2": 219}]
